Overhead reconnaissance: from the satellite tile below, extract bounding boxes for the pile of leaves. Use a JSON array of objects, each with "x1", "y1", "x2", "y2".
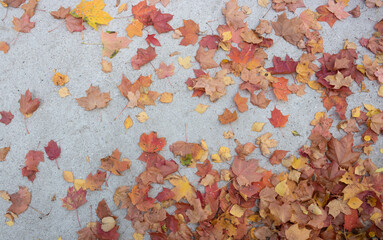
[{"x1": 1, "y1": 0, "x2": 383, "y2": 239}]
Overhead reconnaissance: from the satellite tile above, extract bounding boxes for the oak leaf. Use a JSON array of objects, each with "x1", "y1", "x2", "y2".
[
  {"x1": 268, "y1": 106, "x2": 289, "y2": 128},
  {"x1": 70, "y1": 0, "x2": 113, "y2": 30},
  {"x1": 100, "y1": 149, "x2": 131, "y2": 175},
  {"x1": 61, "y1": 187, "x2": 87, "y2": 210},
  {"x1": 76, "y1": 85, "x2": 111, "y2": 111},
  {"x1": 218, "y1": 108, "x2": 238, "y2": 124},
  {"x1": 233, "y1": 92, "x2": 248, "y2": 112},
  {"x1": 139, "y1": 131, "x2": 166, "y2": 153},
  {"x1": 177, "y1": 19, "x2": 199, "y2": 46},
  {"x1": 13, "y1": 13, "x2": 35, "y2": 33},
  {"x1": 101, "y1": 31, "x2": 131, "y2": 58},
  {"x1": 8, "y1": 186, "x2": 31, "y2": 215},
  {"x1": 0, "y1": 111, "x2": 14, "y2": 125},
  {"x1": 131, "y1": 46, "x2": 157, "y2": 70}
]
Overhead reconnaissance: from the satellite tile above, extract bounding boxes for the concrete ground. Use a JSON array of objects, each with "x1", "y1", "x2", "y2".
[{"x1": 0, "y1": 0, "x2": 382, "y2": 239}]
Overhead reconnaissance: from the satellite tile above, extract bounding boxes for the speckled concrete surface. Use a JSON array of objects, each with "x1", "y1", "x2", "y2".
[{"x1": 0, "y1": 0, "x2": 382, "y2": 239}]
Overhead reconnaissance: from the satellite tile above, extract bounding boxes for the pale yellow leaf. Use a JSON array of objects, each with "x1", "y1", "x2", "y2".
[
  {"x1": 230, "y1": 204, "x2": 245, "y2": 217},
  {"x1": 101, "y1": 216, "x2": 116, "y2": 232},
  {"x1": 178, "y1": 56, "x2": 192, "y2": 69},
  {"x1": 63, "y1": 171, "x2": 74, "y2": 183},
  {"x1": 195, "y1": 104, "x2": 209, "y2": 114},
  {"x1": 258, "y1": 0, "x2": 269, "y2": 7},
  {"x1": 133, "y1": 233, "x2": 144, "y2": 240},
  {"x1": 118, "y1": 3, "x2": 127, "y2": 14},
  {"x1": 218, "y1": 147, "x2": 231, "y2": 161},
  {"x1": 101, "y1": 59, "x2": 112, "y2": 73},
  {"x1": 58, "y1": 87, "x2": 70, "y2": 98},
  {"x1": 378, "y1": 85, "x2": 383, "y2": 97},
  {"x1": 136, "y1": 112, "x2": 148, "y2": 123},
  {"x1": 352, "y1": 106, "x2": 361, "y2": 118},
  {"x1": 74, "y1": 179, "x2": 85, "y2": 190},
  {"x1": 222, "y1": 31, "x2": 232, "y2": 42},
  {"x1": 159, "y1": 92, "x2": 173, "y2": 103},
  {"x1": 251, "y1": 122, "x2": 265, "y2": 132},
  {"x1": 348, "y1": 197, "x2": 363, "y2": 209}
]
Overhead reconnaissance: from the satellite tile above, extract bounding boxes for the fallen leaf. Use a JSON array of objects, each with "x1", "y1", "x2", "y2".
[
  {"x1": 118, "y1": 3, "x2": 127, "y2": 14},
  {"x1": 126, "y1": 19, "x2": 143, "y2": 38},
  {"x1": 327, "y1": 0, "x2": 350, "y2": 20},
  {"x1": 195, "y1": 104, "x2": 209, "y2": 114},
  {"x1": 101, "y1": 31, "x2": 131, "y2": 58},
  {"x1": 268, "y1": 106, "x2": 289, "y2": 128},
  {"x1": 177, "y1": 19, "x2": 199, "y2": 46},
  {"x1": 50, "y1": 6, "x2": 71, "y2": 19},
  {"x1": 327, "y1": 199, "x2": 351, "y2": 218},
  {"x1": 195, "y1": 46, "x2": 218, "y2": 69},
  {"x1": 233, "y1": 92, "x2": 248, "y2": 112},
  {"x1": 256, "y1": 132, "x2": 278, "y2": 156},
  {"x1": 44, "y1": 140, "x2": 61, "y2": 161},
  {"x1": 136, "y1": 112, "x2": 148, "y2": 123},
  {"x1": 8, "y1": 186, "x2": 31, "y2": 215},
  {"x1": 21, "y1": 0, "x2": 38, "y2": 17},
  {"x1": 167, "y1": 175, "x2": 196, "y2": 202},
  {"x1": 2, "y1": 0, "x2": 26, "y2": 8},
  {"x1": 250, "y1": 91, "x2": 271, "y2": 109},
  {"x1": 101, "y1": 59, "x2": 112, "y2": 73},
  {"x1": 70, "y1": 0, "x2": 113, "y2": 30},
  {"x1": 159, "y1": 92, "x2": 173, "y2": 103},
  {"x1": 251, "y1": 122, "x2": 265, "y2": 132},
  {"x1": 22, "y1": 150, "x2": 44, "y2": 182},
  {"x1": 139, "y1": 132, "x2": 166, "y2": 153},
  {"x1": 0, "y1": 41, "x2": 10, "y2": 53},
  {"x1": 131, "y1": 46, "x2": 157, "y2": 70},
  {"x1": 13, "y1": 13, "x2": 35, "y2": 33},
  {"x1": 272, "y1": 13, "x2": 304, "y2": 46},
  {"x1": 61, "y1": 187, "x2": 87, "y2": 210},
  {"x1": 269, "y1": 150, "x2": 288, "y2": 165},
  {"x1": 230, "y1": 204, "x2": 245, "y2": 217},
  {"x1": 19, "y1": 90, "x2": 40, "y2": 118},
  {"x1": 65, "y1": 15, "x2": 85, "y2": 33},
  {"x1": 124, "y1": 116, "x2": 133, "y2": 130},
  {"x1": 146, "y1": 34, "x2": 161, "y2": 46},
  {"x1": 218, "y1": 108, "x2": 238, "y2": 124},
  {"x1": 85, "y1": 170, "x2": 107, "y2": 191},
  {"x1": 178, "y1": 56, "x2": 192, "y2": 69},
  {"x1": 76, "y1": 85, "x2": 111, "y2": 111},
  {"x1": 258, "y1": 0, "x2": 269, "y2": 7},
  {"x1": 100, "y1": 149, "x2": 131, "y2": 176},
  {"x1": 52, "y1": 72, "x2": 69, "y2": 86},
  {"x1": 324, "y1": 71, "x2": 353, "y2": 89},
  {"x1": 63, "y1": 171, "x2": 74, "y2": 183},
  {"x1": 58, "y1": 87, "x2": 70, "y2": 98},
  {"x1": 272, "y1": 77, "x2": 292, "y2": 101},
  {"x1": 0, "y1": 147, "x2": 10, "y2": 162},
  {"x1": 326, "y1": 133, "x2": 361, "y2": 168},
  {"x1": 285, "y1": 224, "x2": 311, "y2": 240},
  {"x1": 155, "y1": 62, "x2": 174, "y2": 79},
  {"x1": 347, "y1": 197, "x2": 363, "y2": 209},
  {"x1": 222, "y1": 0, "x2": 247, "y2": 30},
  {"x1": 0, "y1": 111, "x2": 14, "y2": 125}
]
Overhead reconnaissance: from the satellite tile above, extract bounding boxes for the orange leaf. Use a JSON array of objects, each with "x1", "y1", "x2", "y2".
[
  {"x1": 218, "y1": 108, "x2": 238, "y2": 124},
  {"x1": 233, "y1": 92, "x2": 248, "y2": 112},
  {"x1": 272, "y1": 77, "x2": 291, "y2": 101},
  {"x1": 19, "y1": 89, "x2": 40, "y2": 118},
  {"x1": 100, "y1": 149, "x2": 131, "y2": 176},
  {"x1": 126, "y1": 19, "x2": 143, "y2": 38},
  {"x1": 177, "y1": 19, "x2": 199, "y2": 46},
  {"x1": 139, "y1": 131, "x2": 166, "y2": 153},
  {"x1": 268, "y1": 106, "x2": 289, "y2": 128}
]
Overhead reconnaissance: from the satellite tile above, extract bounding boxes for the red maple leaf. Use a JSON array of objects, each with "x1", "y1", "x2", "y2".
[
  {"x1": 177, "y1": 19, "x2": 199, "y2": 46},
  {"x1": 272, "y1": 77, "x2": 292, "y2": 102},
  {"x1": 131, "y1": 46, "x2": 157, "y2": 70},
  {"x1": 344, "y1": 209, "x2": 363, "y2": 231},
  {"x1": 61, "y1": 187, "x2": 87, "y2": 227},
  {"x1": 146, "y1": 34, "x2": 161, "y2": 46},
  {"x1": 44, "y1": 140, "x2": 61, "y2": 169},
  {"x1": 150, "y1": 10, "x2": 173, "y2": 34},
  {"x1": 316, "y1": 4, "x2": 337, "y2": 28},
  {"x1": 139, "y1": 132, "x2": 166, "y2": 153},
  {"x1": 268, "y1": 106, "x2": 289, "y2": 128},
  {"x1": 199, "y1": 35, "x2": 220, "y2": 49},
  {"x1": 267, "y1": 55, "x2": 298, "y2": 74},
  {"x1": 0, "y1": 111, "x2": 14, "y2": 125},
  {"x1": 22, "y1": 150, "x2": 44, "y2": 182},
  {"x1": 132, "y1": 1, "x2": 156, "y2": 26}
]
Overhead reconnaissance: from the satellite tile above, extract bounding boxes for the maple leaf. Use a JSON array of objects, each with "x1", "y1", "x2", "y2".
[
  {"x1": 269, "y1": 150, "x2": 288, "y2": 165},
  {"x1": 19, "y1": 89, "x2": 40, "y2": 118},
  {"x1": 131, "y1": 46, "x2": 157, "y2": 70},
  {"x1": 285, "y1": 224, "x2": 311, "y2": 240},
  {"x1": 272, "y1": 13, "x2": 304, "y2": 46},
  {"x1": 62, "y1": 186, "x2": 87, "y2": 210},
  {"x1": 267, "y1": 55, "x2": 298, "y2": 74},
  {"x1": 250, "y1": 91, "x2": 271, "y2": 108},
  {"x1": 100, "y1": 149, "x2": 131, "y2": 176},
  {"x1": 84, "y1": 170, "x2": 106, "y2": 191},
  {"x1": 272, "y1": 77, "x2": 292, "y2": 101},
  {"x1": 167, "y1": 175, "x2": 196, "y2": 202},
  {"x1": 101, "y1": 31, "x2": 131, "y2": 58},
  {"x1": 268, "y1": 106, "x2": 289, "y2": 128},
  {"x1": 233, "y1": 92, "x2": 248, "y2": 112},
  {"x1": 256, "y1": 132, "x2": 278, "y2": 156},
  {"x1": 155, "y1": 62, "x2": 174, "y2": 79},
  {"x1": 231, "y1": 157, "x2": 263, "y2": 186},
  {"x1": 70, "y1": 0, "x2": 113, "y2": 30},
  {"x1": 51, "y1": 6, "x2": 71, "y2": 19},
  {"x1": 0, "y1": 41, "x2": 10, "y2": 54},
  {"x1": 13, "y1": 13, "x2": 35, "y2": 33},
  {"x1": 326, "y1": 133, "x2": 361, "y2": 168},
  {"x1": 299, "y1": 9, "x2": 322, "y2": 31},
  {"x1": 195, "y1": 46, "x2": 218, "y2": 69},
  {"x1": 21, "y1": 150, "x2": 44, "y2": 182},
  {"x1": 8, "y1": 186, "x2": 31, "y2": 215},
  {"x1": 77, "y1": 222, "x2": 97, "y2": 240},
  {"x1": 21, "y1": 0, "x2": 38, "y2": 17},
  {"x1": 327, "y1": 0, "x2": 350, "y2": 20},
  {"x1": 44, "y1": 140, "x2": 61, "y2": 161},
  {"x1": 150, "y1": 10, "x2": 173, "y2": 34},
  {"x1": 76, "y1": 85, "x2": 111, "y2": 111},
  {"x1": 222, "y1": 0, "x2": 247, "y2": 30},
  {"x1": 324, "y1": 71, "x2": 352, "y2": 89},
  {"x1": 128, "y1": 184, "x2": 155, "y2": 211},
  {"x1": 0, "y1": 111, "x2": 14, "y2": 125},
  {"x1": 139, "y1": 131, "x2": 166, "y2": 153},
  {"x1": 199, "y1": 35, "x2": 220, "y2": 49},
  {"x1": 149, "y1": 0, "x2": 170, "y2": 7},
  {"x1": 146, "y1": 34, "x2": 161, "y2": 46},
  {"x1": 186, "y1": 198, "x2": 212, "y2": 223},
  {"x1": 370, "y1": 112, "x2": 383, "y2": 134},
  {"x1": 132, "y1": 1, "x2": 156, "y2": 25},
  {"x1": 177, "y1": 19, "x2": 199, "y2": 46},
  {"x1": 2, "y1": 0, "x2": 25, "y2": 8},
  {"x1": 126, "y1": 19, "x2": 143, "y2": 38},
  {"x1": 0, "y1": 147, "x2": 10, "y2": 162},
  {"x1": 218, "y1": 108, "x2": 238, "y2": 124},
  {"x1": 316, "y1": 4, "x2": 337, "y2": 27},
  {"x1": 65, "y1": 15, "x2": 86, "y2": 33}
]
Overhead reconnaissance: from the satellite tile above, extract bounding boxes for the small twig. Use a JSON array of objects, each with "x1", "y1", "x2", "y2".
[
  {"x1": 113, "y1": 14, "x2": 133, "y2": 19},
  {"x1": 29, "y1": 205, "x2": 45, "y2": 215},
  {"x1": 100, "y1": 112, "x2": 102, "y2": 122},
  {"x1": 35, "y1": 9, "x2": 47, "y2": 12},
  {"x1": 105, "y1": 172, "x2": 112, "y2": 187},
  {"x1": 12, "y1": 32, "x2": 20, "y2": 45},
  {"x1": 114, "y1": 103, "x2": 128, "y2": 120}
]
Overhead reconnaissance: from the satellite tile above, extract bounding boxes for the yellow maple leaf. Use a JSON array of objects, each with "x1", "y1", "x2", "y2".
[
  {"x1": 167, "y1": 175, "x2": 196, "y2": 202},
  {"x1": 71, "y1": 0, "x2": 113, "y2": 30}
]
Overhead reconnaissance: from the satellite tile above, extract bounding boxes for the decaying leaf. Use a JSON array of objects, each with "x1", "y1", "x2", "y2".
[
  {"x1": 256, "y1": 132, "x2": 278, "y2": 156},
  {"x1": 76, "y1": 85, "x2": 111, "y2": 111}
]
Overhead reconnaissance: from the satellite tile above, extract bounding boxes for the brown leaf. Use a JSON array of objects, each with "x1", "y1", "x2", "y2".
[
  {"x1": 12, "y1": 13, "x2": 35, "y2": 33},
  {"x1": 131, "y1": 46, "x2": 157, "y2": 70},
  {"x1": 222, "y1": 0, "x2": 247, "y2": 30},
  {"x1": 218, "y1": 108, "x2": 238, "y2": 124},
  {"x1": 76, "y1": 85, "x2": 111, "y2": 111},
  {"x1": 195, "y1": 46, "x2": 218, "y2": 69},
  {"x1": 85, "y1": 170, "x2": 107, "y2": 191},
  {"x1": 21, "y1": 0, "x2": 38, "y2": 17},
  {"x1": 250, "y1": 91, "x2": 271, "y2": 108},
  {"x1": 100, "y1": 149, "x2": 131, "y2": 176},
  {"x1": 269, "y1": 150, "x2": 288, "y2": 165},
  {"x1": 19, "y1": 89, "x2": 40, "y2": 118},
  {"x1": 233, "y1": 92, "x2": 248, "y2": 112},
  {"x1": 8, "y1": 186, "x2": 31, "y2": 215},
  {"x1": 177, "y1": 19, "x2": 199, "y2": 46},
  {"x1": 231, "y1": 157, "x2": 263, "y2": 186},
  {"x1": 272, "y1": 12, "x2": 304, "y2": 46},
  {"x1": 0, "y1": 147, "x2": 10, "y2": 161},
  {"x1": 50, "y1": 6, "x2": 71, "y2": 19},
  {"x1": 65, "y1": 15, "x2": 85, "y2": 33},
  {"x1": 326, "y1": 133, "x2": 361, "y2": 168},
  {"x1": 256, "y1": 132, "x2": 278, "y2": 156}
]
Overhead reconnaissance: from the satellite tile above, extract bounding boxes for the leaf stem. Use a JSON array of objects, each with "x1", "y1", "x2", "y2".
[
  {"x1": 76, "y1": 208, "x2": 81, "y2": 227},
  {"x1": 24, "y1": 117, "x2": 29, "y2": 134},
  {"x1": 114, "y1": 103, "x2": 128, "y2": 120}
]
